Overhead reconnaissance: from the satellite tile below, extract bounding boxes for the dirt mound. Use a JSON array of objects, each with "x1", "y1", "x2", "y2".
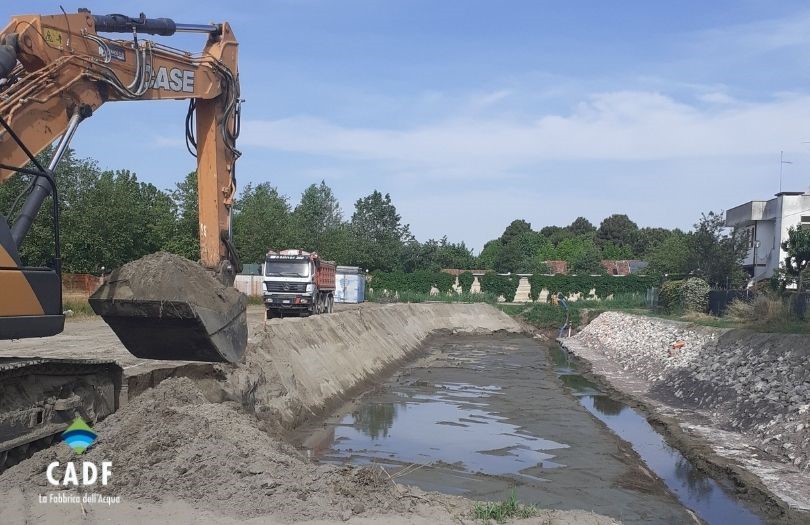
[
  {"x1": 90, "y1": 252, "x2": 247, "y2": 362},
  {"x1": 92, "y1": 252, "x2": 240, "y2": 308},
  {"x1": 0, "y1": 378, "x2": 465, "y2": 522}
]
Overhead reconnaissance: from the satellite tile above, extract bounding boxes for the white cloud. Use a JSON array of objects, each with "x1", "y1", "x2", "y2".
[
  {"x1": 698, "y1": 91, "x2": 736, "y2": 105},
  {"x1": 241, "y1": 90, "x2": 810, "y2": 174},
  {"x1": 693, "y1": 10, "x2": 810, "y2": 54}
]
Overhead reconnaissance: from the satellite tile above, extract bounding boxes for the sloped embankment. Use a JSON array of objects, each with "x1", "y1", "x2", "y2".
[
  {"x1": 561, "y1": 312, "x2": 810, "y2": 516},
  {"x1": 222, "y1": 303, "x2": 523, "y2": 430}
]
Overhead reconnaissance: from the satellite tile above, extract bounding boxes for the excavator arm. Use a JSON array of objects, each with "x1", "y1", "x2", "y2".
[{"x1": 0, "y1": 11, "x2": 247, "y2": 363}]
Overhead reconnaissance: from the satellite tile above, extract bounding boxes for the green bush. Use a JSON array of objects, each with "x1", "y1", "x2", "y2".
[
  {"x1": 659, "y1": 279, "x2": 684, "y2": 312},
  {"x1": 458, "y1": 271, "x2": 474, "y2": 293},
  {"x1": 370, "y1": 271, "x2": 454, "y2": 294},
  {"x1": 658, "y1": 278, "x2": 710, "y2": 313},
  {"x1": 528, "y1": 274, "x2": 655, "y2": 301},
  {"x1": 681, "y1": 277, "x2": 710, "y2": 312},
  {"x1": 480, "y1": 272, "x2": 520, "y2": 302}
]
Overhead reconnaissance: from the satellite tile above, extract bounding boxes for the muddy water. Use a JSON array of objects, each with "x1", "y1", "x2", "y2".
[
  {"x1": 294, "y1": 334, "x2": 763, "y2": 524},
  {"x1": 551, "y1": 347, "x2": 762, "y2": 525}
]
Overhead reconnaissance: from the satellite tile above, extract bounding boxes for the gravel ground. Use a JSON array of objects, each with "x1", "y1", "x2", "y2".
[{"x1": 572, "y1": 312, "x2": 809, "y2": 471}]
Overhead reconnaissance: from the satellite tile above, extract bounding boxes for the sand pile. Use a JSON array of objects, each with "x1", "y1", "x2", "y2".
[{"x1": 0, "y1": 378, "x2": 465, "y2": 522}]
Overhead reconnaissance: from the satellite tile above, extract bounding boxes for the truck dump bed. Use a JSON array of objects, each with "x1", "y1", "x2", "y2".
[{"x1": 316, "y1": 261, "x2": 336, "y2": 291}]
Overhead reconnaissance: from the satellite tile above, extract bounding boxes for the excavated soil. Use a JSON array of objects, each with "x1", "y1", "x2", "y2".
[{"x1": 91, "y1": 251, "x2": 243, "y2": 310}]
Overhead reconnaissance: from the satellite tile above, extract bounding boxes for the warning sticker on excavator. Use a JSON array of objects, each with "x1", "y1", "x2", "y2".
[{"x1": 43, "y1": 28, "x2": 63, "y2": 47}]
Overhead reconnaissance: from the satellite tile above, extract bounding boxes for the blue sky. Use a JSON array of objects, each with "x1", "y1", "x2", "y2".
[{"x1": 6, "y1": 1, "x2": 810, "y2": 251}]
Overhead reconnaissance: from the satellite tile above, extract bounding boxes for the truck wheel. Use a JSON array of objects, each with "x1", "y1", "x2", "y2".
[
  {"x1": 327, "y1": 295, "x2": 334, "y2": 313},
  {"x1": 266, "y1": 309, "x2": 278, "y2": 320}
]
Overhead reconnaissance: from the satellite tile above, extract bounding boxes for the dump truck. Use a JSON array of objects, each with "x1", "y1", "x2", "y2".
[{"x1": 263, "y1": 250, "x2": 336, "y2": 318}]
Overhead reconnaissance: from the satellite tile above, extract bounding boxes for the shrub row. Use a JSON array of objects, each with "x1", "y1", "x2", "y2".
[
  {"x1": 528, "y1": 274, "x2": 656, "y2": 301},
  {"x1": 480, "y1": 273, "x2": 521, "y2": 302},
  {"x1": 458, "y1": 271, "x2": 474, "y2": 294},
  {"x1": 370, "y1": 271, "x2": 454, "y2": 294}
]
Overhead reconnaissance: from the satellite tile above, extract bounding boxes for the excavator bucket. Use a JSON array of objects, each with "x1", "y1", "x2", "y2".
[{"x1": 89, "y1": 252, "x2": 247, "y2": 363}]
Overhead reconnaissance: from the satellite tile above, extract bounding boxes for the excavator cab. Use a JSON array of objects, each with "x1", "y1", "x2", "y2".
[
  {"x1": 0, "y1": 218, "x2": 63, "y2": 340},
  {"x1": 0, "y1": 118, "x2": 65, "y2": 341},
  {"x1": 0, "y1": 11, "x2": 247, "y2": 363}
]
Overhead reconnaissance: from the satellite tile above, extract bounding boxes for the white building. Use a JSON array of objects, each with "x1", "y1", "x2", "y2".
[{"x1": 725, "y1": 191, "x2": 810, "y2": 282}]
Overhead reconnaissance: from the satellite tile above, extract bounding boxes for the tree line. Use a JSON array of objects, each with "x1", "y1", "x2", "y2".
[{"x1": 1, "y1": 149, "x2": 749, "y2": 287}]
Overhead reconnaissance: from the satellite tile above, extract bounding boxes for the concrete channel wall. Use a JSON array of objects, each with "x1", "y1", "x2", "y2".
[{"x1": 220, "y1": 303, "x2": 523, "y2": 429}]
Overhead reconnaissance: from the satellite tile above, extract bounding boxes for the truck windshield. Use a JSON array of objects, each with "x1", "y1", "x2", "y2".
[{"x1": 265, "y1": 260, "x2": 310, "y2": 277}]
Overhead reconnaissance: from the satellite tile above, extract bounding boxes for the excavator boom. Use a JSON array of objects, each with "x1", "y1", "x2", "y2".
[{"x1": 0, "y1": 10, "x2": 247, "y2": 363}]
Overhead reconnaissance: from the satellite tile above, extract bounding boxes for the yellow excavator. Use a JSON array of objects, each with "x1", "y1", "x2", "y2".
[
  {"x1": 0, "y1": 10, "x2": 247, "y2": 468},
  {"x1": 0, "y1": 9, "x2": 247, "y2": 362}
]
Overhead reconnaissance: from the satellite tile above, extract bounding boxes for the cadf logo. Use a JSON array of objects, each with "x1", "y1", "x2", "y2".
[
  {"x1": 44, "y1": 417, "x2": 113, "y2": 490},
  {"x1": 61, "y1": 417, "x2": 97, "y2": 454}
]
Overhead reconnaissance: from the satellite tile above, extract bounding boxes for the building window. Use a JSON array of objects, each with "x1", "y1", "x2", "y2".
[{"x1": 801, "y1": 216, "x2": 810, "y2": 230}]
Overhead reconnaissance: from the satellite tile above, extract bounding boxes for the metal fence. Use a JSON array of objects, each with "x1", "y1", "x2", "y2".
[
  {"x1": 790, "y1": 292, "x2": 810, "y2": 320},
  {"x1": 708, "y1": 289, "x2": 756, "y2": 316}
]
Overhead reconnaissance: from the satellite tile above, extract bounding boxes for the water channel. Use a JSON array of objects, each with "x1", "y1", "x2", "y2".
[{"x1": 295, "y1": 334, "x2": 764, "y2": 524}]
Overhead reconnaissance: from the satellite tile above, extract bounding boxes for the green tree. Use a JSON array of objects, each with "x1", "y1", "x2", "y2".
[
  {"x1": 692, "y1": 211, "x2": 748, "y2": 288},
  {"x1": 781, "y1": 226, "x2": 810, "y2": 291},
  {"x1": 567, "y1": 216, "x2": 596, "y2": 236},
  {"x1": 165, "y1": 171, "x2": 199, "y2": 260},
  {"x1": 569, "y1": 243, "x2": 605, "y2": 275},
  {"x1": 478, "y1": 240, "x2": 501, "y2": 270},
  {"x1": 495, "y1": 231, "x2": 545, "y2": 273},
  {"x1": 597, "y1": 214, "x2": 638, "y2": 249},
  {"x1": 601, "y1": 242, "x2": 634, "y2": 260},
  {"x1": 350, "y1": 190, "x2": 411, "y2": 271},
  {"x1": 500, "y1": 219, "x2": 532, "y2": 245},
  {"x1": 232, "y1": 182, "x2": 292, "y2": 264},
  {"x1": 631, "y1": 227, "x2": 675, "y2": 258},
  {"x1": 556, "y1": 235, "x2": 600, "y2": 264},
  {"x1": 646, "y1": 232, "x2": 694, "y2": 276},
  {"x1": 318, "y1": 222, "x2": 355, "y2": 264},
  {"x1": 436, "y1": 237, "x2": 475, "y2": 270},
  {"x1": 291, "y1": 180, "x2": 343, "y2": 252},
  {"x1": 65, "y1": 170, "x2": 169, "y2": 272},
  {"x1": 535, "y1": 238, "x2": 558, "y2": 261},
  {"x1": 540, "y1": 225, "x2": 574, "y2": 246},
  {"x1": 401, "y1": 238, "x2": 440, "y2": 272}
]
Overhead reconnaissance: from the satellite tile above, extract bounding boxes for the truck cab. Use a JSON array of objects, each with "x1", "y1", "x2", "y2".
[{"x1": 263, "y1": 250, "x2": 335, "y2": 318}]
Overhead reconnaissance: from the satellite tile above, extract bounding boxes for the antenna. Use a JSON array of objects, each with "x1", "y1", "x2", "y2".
[{"x1": 780, "y1": 150, "x2": 792, "y2": 193}]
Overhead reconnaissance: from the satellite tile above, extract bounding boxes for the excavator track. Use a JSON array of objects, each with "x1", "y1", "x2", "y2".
[{"x1": 0, "y1": 358, "x2": 122, "y2": 473}]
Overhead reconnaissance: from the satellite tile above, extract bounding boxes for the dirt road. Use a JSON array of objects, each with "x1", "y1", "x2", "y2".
[{"x1": 0, "y1": 304, "x2": 361, "y2": 368}]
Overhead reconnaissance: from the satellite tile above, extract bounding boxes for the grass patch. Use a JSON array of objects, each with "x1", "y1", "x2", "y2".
[
  {"x1": 62, "y1": 297, "x2": 95, "y2": 318},
  {"x1": 506, "y1": 292, "x2": 648, "y2": 331},
  {"x1": 472, "y1": 491, "x2": 538, "y2": 523},
  {"x1": 509, "y1": 293, "x2": 810, "y2": 334},
  {"x1": 246, "y1": 295, "x2": 265, "y2": 305}
]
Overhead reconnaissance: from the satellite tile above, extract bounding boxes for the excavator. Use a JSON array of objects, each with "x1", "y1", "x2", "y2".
[{"x1": 0, "y1": 10, "x2": 247, "y2": 469}]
